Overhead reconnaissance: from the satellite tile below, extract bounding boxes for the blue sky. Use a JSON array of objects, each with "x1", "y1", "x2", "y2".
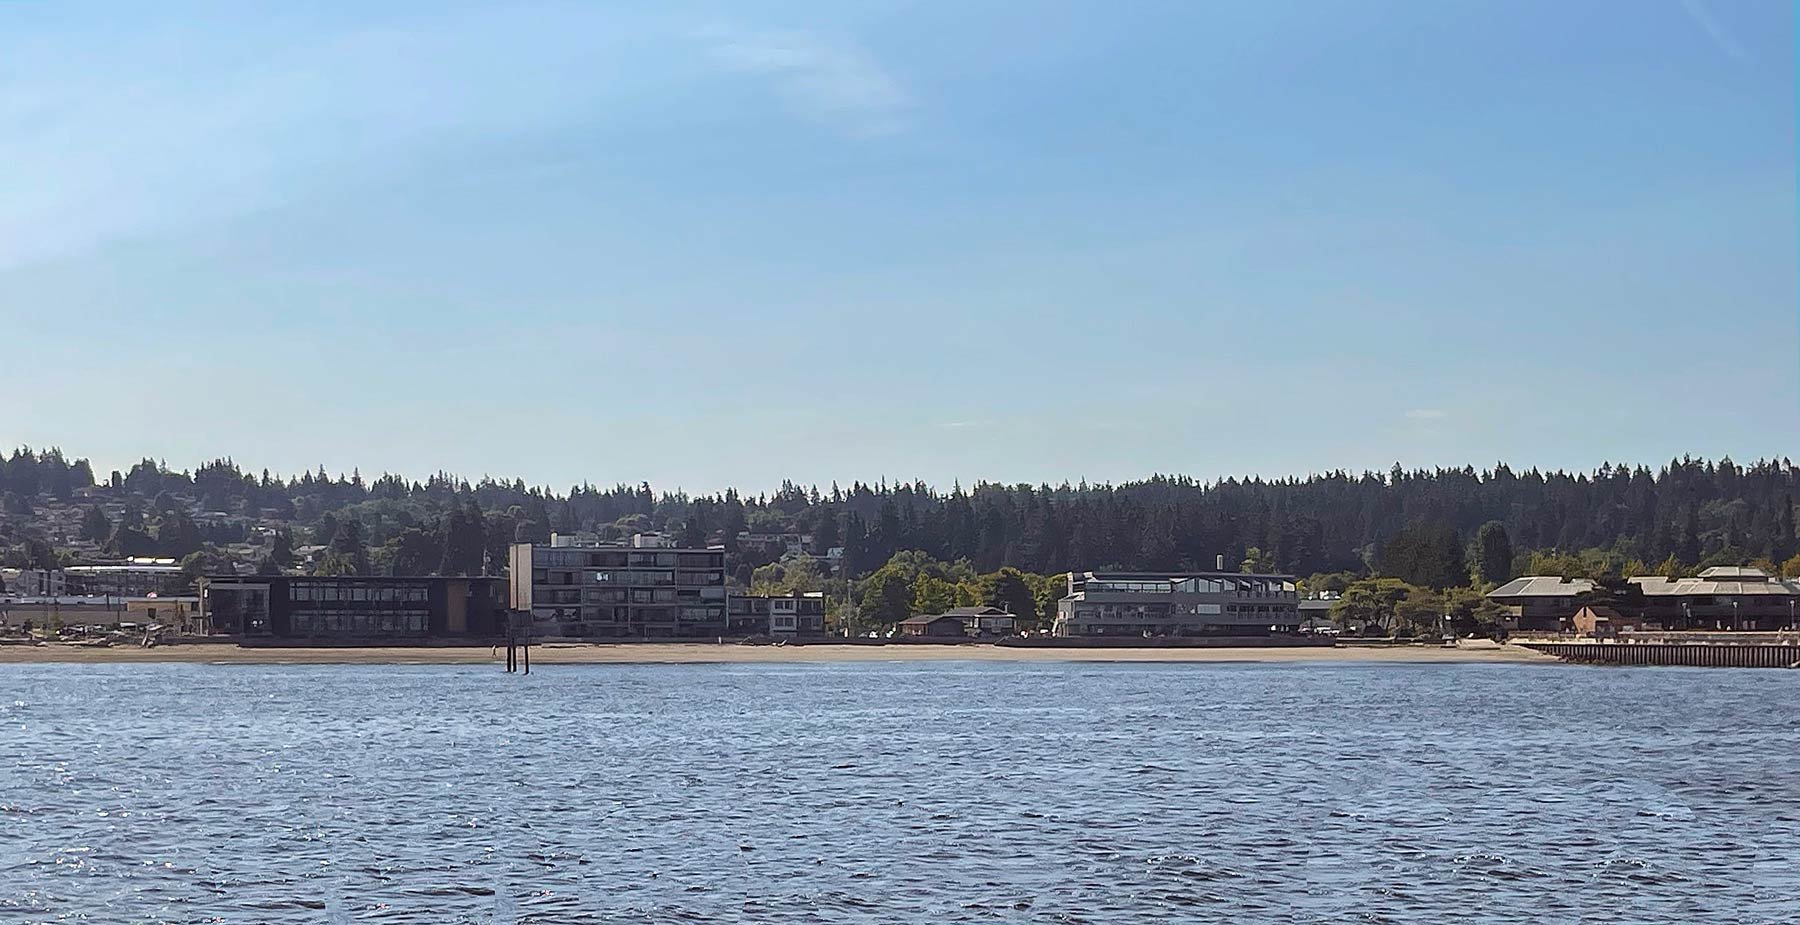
[{"x1": 1, "y1": 1, "x2": 1792, "y2": 493}]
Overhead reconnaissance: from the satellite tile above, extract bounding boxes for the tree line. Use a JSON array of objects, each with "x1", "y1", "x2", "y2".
[{"x1": 2, "y1": 447, "x2": 1797, "y2": 594}]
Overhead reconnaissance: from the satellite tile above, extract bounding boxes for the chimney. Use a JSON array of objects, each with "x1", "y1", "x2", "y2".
[{"x1": 1216, "y1": 554, "x2": 1225, "y2": 570}]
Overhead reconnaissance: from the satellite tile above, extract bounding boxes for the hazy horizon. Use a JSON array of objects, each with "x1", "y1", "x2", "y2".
[{"x1": 3, "y1": 1, "x2": 1793, "y2": 493}]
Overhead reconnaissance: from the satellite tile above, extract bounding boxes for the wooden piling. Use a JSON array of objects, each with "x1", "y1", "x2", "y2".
[{"x1": 1522, "y1": 641, "x2": 1800, "y2": 668}]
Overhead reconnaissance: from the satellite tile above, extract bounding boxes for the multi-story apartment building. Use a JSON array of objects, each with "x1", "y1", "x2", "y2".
[
  {"x1": 510, "y1": 536, "x2": 728, "y2": 638},
  {"x1": 1054, "y1": 570, "x2": 1300, "y2": 637},
  {"x1": 727, "y1": 592, "x2": 828, "y2": 637}
]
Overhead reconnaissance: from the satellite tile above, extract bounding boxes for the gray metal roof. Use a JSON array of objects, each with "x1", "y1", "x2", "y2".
[
  {"x1": 1630, "y1": 576, "x2": 1800, "y2": 597},
  {"x1": 899, "y1": 613, "x2": 964, "y2": 626},
  {"x1": 1697, "y1": 566, "x2": 1771, "y2": 580},
  {"x1": 1487, "y1": 576, "x2": 1594, "y2": 599}
]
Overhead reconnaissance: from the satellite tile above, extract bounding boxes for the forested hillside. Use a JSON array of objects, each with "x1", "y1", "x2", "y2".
[{"x1": 1, "y1": 447, "x2": 1795, "y2": 590}]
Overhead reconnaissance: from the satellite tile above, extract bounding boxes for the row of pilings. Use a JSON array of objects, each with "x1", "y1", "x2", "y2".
[{"x1": 1522, "y1": 641, "x2": 1800, "y2": 669}]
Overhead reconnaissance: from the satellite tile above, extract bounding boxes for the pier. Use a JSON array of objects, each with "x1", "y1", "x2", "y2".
[{"x1": 1521, "y1": 641, "x2": 1800, "y2": 669}]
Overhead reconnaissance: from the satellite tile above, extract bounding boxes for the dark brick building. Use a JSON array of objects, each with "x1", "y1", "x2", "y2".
[{"x1": 201, "y1": 575, "x2": 508, "y2": 642}]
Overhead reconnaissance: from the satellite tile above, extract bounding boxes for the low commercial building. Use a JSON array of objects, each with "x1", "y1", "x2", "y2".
[
  {"x1": 1489, "y1": 567, "x2": 1800, "y2": 633},
  {"x1": 941, "y1": 606, "x2": 1017, "y2": 637},
  {"x1": 1, "y1": 595, "x2": 203, "y2": 633},
  {"x1": 64, "y1": 559, "x2": 190, "y2": 598},
  {"x1": 1053, "y1": 570, "x2": 1300, "y2": 637},
  {"x1": 1298, "y1": 598, "x2": 1339, "y2": 633},
  {"x1": 1484, "y1": 576, "x2": 1594, "y2": 632},
  {"x1": 201, "y1": 575, "x2": 507, "y2": 641},
  {"x1": 898, "y1": 613, "x2": 969, "y2": 637},
  {"x1": 1630, "y1": 567, "x2": 1800, "y2": 630},
  {"x1": 893, "y1": 606, "x2": 1018, "y2": 638},
  {"x1": 728, "y1": 593, "x2": 828, "y2": 637},
  {"x1": 510, "y1": 537, "x2": 728, "y2": 638},
  {"x1": 2, "y1": 568, "x2": 67, "y2": 596}
]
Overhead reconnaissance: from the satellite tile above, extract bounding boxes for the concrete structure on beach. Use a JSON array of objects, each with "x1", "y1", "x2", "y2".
[
  {"x1": 1053, "y1": 570, "x2": 1300, "y2": 637},
  {"x1": 510, "y1": 536, "x2": 728, "y2": 638}
]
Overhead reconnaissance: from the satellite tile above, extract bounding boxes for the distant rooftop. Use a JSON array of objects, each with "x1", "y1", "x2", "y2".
[
  {"x1": 1697, "y1": 566, "x2": 1770, "y2": 581},
  {"x1": 1488, "y1": 576, "x2": 1595, "y2": 598},
  {"x1": 1630, "y1": 574, "x2": 1800, "y2": 596}
]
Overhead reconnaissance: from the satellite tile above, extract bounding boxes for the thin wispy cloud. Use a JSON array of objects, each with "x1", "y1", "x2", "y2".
[
  {"x1": 702, "y1": 25, "x2": 911, "y2": 137},
  {"x1": 1679, "y1": 0, "x2": 1749, "y2": 62},
  {"x1": 0, "y1": 6, "x2": 655, "y2": 269},
  {"x1": 1405, "y1": 409, "x2": 1447, "y2": 421}
]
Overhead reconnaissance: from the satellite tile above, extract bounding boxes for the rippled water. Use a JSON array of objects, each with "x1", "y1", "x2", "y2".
[{"x1": 2, "y1": 661, "x2": 1797, "y2": 923}]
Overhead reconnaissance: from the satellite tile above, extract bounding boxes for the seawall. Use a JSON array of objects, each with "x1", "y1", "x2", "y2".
[{"x1": 1521, "y1": 641, "x2": 1800, "y2": 669}]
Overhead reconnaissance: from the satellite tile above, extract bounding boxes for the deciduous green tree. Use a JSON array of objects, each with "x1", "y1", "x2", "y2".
[
  {"x1": 858, "y1": 566, "x2": 914, "y2": 626},
  {"x1": 978, "y1": 567, "x2": 1037, "y2": 622},
  {"x1": 911, "y1": 575, "x2": 959, "y2": 615},
  {"x1": 1331, "y1": 578, "x2": 1415, "y2": 635}
]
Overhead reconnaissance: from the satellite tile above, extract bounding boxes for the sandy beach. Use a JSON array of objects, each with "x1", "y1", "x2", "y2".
[{"x1": 0, "y1": 640, "x2": 1556, "y2": 666}]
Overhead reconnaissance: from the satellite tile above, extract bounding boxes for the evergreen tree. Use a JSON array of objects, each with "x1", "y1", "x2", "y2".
[
  {"x1": 814, "y1": 508, "x2": 840, "y2": 552},
  {"x1": 439, "y1": 505, "x2": 485, "y2": 576},
  {"x1": 311, "y1": 512, "x2": 340, "y2": 547},
  {"x1": 1678, "y1": 505, "x2": 1701, "y2": 565},
  {"x1": 268, "y1": 529, "x2": 295, "y2": 568},
  {"x1": 156, "y1": 512, "x2": 204, "y2": 558},
  {"x1": 1380, "y1": 523, "x2": 1467, "y2": 589},
  {"x1": 482, "y1": 509, "x2": 515, "y2": 575},
  {"x1": 1473, "y1": 521, "x2": 1513, "y2": 584},
  {"x1": 1773, "y1": 493, "x2": 1796, "y2": 564},
  {"x1": 385, "y1": 526, "x2": 442, "y2": 576},
  {"x1": 328, "y1": 520, "x2": 370, "y2": 576},
  {"x1": 79, "y1": 505, "x2": 111, "y2": 543},
  {"x1": 106, "y1": 506, "x2": 156, "y2": 557}
]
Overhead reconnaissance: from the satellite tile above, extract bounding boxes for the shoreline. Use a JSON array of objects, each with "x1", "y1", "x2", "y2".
[{"x1": 0, "y1": 640, "x2": 1557, "y2": 666}]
